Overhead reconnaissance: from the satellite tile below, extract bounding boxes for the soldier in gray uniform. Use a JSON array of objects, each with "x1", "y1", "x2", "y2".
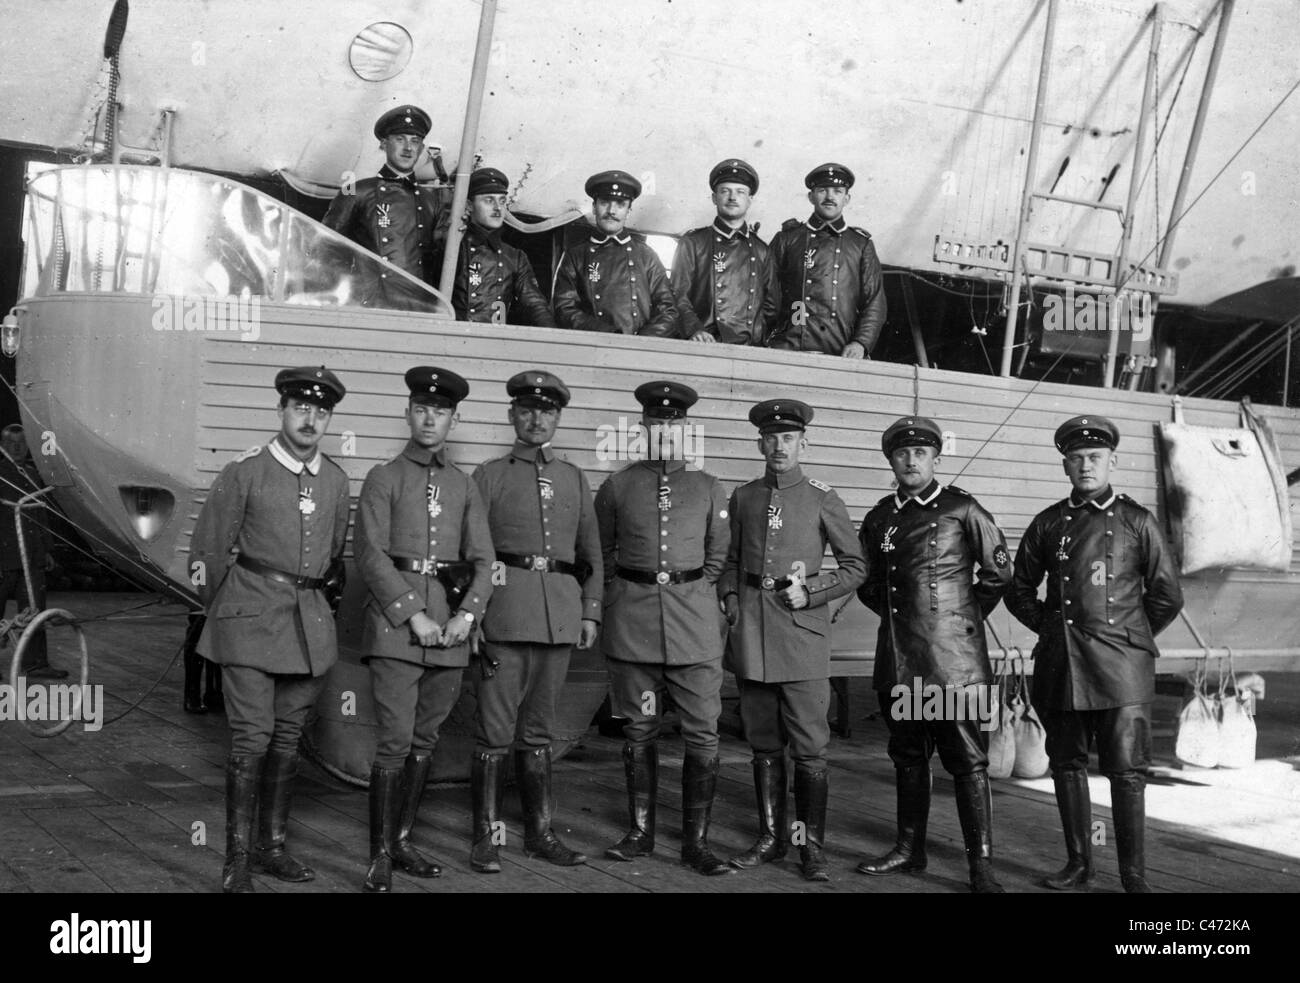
[
  {"x1": 857, "y1": 416, "x2": 1013, "y2": 893},
  {"x1": 469, "y1": 369, "x2": 602, "y2": 873},
  {"x1": 354, "y1": 366, "x2": 495, "y2": 892},
  {"x1": 189, "y1": 366, "x2": 351, "y2": 894},
  {"x1": 595, "y1": 381, "x2": 732, "y2": 875},
  {"x1": 1008, "y1": 416, "x2": 1183, "y2": 893},
  {"x1": 720, "y1": 399, "x2": 866, "y2": 881}
]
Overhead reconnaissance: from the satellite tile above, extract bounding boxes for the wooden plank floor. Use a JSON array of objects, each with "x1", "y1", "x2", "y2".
[{"x1": 2, "y1": 592, "x2": 1297, "y2": 894}]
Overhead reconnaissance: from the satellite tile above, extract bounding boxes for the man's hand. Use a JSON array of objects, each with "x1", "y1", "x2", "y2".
[
  {"x1": 723, "y1": 593, "x2": 739, "y2": 626},
  {"x1": 577, "y1": 618, "x2": 599, "y2": 650},
  {"x1": 841, "y1": 341, "x2": 866, "y2": 359},
  {"x1": 691, "y1": 330, "x2": 717, "y2": 344},
  {"x1": 441, "y1": 612, "x2": 473, "y2": 647},
  {"x1": 409, "y1": 611, "x2": 443, "y2": 647},
  {"x1": 781, "y1": 584, "x2": 810, "y2": 610}
]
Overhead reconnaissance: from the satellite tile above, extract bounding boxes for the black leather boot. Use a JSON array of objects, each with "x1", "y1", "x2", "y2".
[
  {"x1": 1044, "y1": 769, "x2": 1093, "y2": 890},
  {"x1": 954, "y1": 770, "x2": 1005, "y2": 894},
  {"x1": 605, "y1": 743, "x2": 657, "y2": 861},
  {"x1": 794, "y1": 767, "x2": 830, "y2": 882},
  {"x1": 680, "y1": 753, "x2": 732, "y2": 876},
  {"x1": 390, "y1": 752, "x2": 441, "y2": 877},
  {"x1": 204, "y1": 658, "x2": 224, "y2": 714},
  {"x1": 857, "y1": 764, "x2": 931, "y2": 875},
  {"x1": 363, "y1": 765, "x2": 402, "y2": 892},
  {"x1": 1111, "y1": 771, "x2": 1152, "y2": 893},
  {"x1": 470, "y1": 752, "x2": 505, "y2": 874},
  {"x1": 730, "y1": 754, "x2": 787, "y2": 869},
  {"x1": 183, "y1": 648, "x2": 206, "y2": 714},
  {"x1": 517, "y1": 746, "x2": 587, "y2": 866},
  {"x1": 255, "y1": 750, "x2": 315, "y2": 881},
  {"x1": 221, "y1": 753, "x2": 262, "y2": 893}
]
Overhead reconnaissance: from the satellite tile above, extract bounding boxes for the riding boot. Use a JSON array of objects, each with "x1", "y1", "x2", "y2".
[
  {"x1": 730, "y1": 754, "x2": 787, "y2": 869},
  {"x1": 391, "y1": 752, "x2": 441, "y2": 877},
  {"x1": 221, "y1": 753, "x2": 263, "y2": 893},
  {"x1": 857, "y1": 764, "x2": 931, "y2": 875},
  {"x1": 605, "y1": 743, "x2": 657, "y2": 861},
  {"x1": 183, "y1": 647, "x2": 207, "y2": 714},
  {"x1": 1111, "y1": 771, "x2": 1152, "y2": 893},
  {"x1": 204, "y1": 658, "x2": 225, "y2": 714},
  {"x1": 470, "y1": 752, "x2": 505, "y2": 873},
  {"x1": 680, "y1": 753, "x2": 732, "y2": 876},
  {"x1": 793, "y1": 767, "x2": 830, "y2": 882},
  {"x1": 255, "y1": 750, "x2": 315, "y2": 882},
  {"x1": 516, "y1": 746, "x2": 587, "y2": 866},
  {"x1": 1043, "y1": 769, "x2": 1093, "y2": 890},
  {"x1": 363, "y1": 765, "x2": 402, "y2": 892},
  {"x1": 954, "y1": 770, "x2": 1005, "y2": 894}
]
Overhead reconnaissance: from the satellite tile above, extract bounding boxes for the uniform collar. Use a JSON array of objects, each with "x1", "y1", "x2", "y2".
[
  {"x1": 712, "y1": 217, "x2": 752, "y2": 239},
  {"x1": 378, "y1": 164, "x2": 417, "y2": 185},
  {"x1": 589, "y1": 232, "x2": 632, "y2": 246},
  {"x1": 806, "y1": 215, "x2": 847, "y2": 234},
  {"x1": 1068, "y1": 486, "x2": 1116, "y2": 510},
  {"x1": 466, "y1": 221, "x2": 503, "y2": 248},
  {"x1": 895, "y1": 479, "x2": 941, "y2": 509},
  {"x1": 638, "y1": 458, "x2": 686, "y2": 475},
  {"x1": 402, "y1": 439, "x2": 448, "y2": 468},
  {"x1": 764, "y1": 465, "x2": 804, "y2": 489},
  {"x1": 269, "y1": 436, "x2": 322, "y2": 476},
  {"x1": 510, "y1": 441, "x2": 555, "y2": 464}
]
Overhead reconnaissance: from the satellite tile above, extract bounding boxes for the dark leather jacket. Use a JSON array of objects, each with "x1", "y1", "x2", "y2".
[
  {"x1": 767, "y1": 215, "x2": 887, "y2": 354},
  {"x1": 448, "y1": 222, "x2": 555, "y2": 326},
  {"x1": 1007, "y1": 488, "x2": 1184, "y2": 710},
  {"x1": 671, "y1": 219, "x2": 778, "y2": 344},
  {"x1": 859, "y1": 481, "x2": 1012, "y2": 690},
  {"x1": 553, "y1": 232, "x2": 679, "y2": 336}
]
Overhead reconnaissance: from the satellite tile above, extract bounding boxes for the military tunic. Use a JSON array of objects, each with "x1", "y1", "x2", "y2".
[
  {"x1": 322, "y1": 165, "x2": 450, "y2": 310},
  {"x1": 595, "y1": 459, "x2": 729, "y2": 753},
  {"x1": 858, "y1": 480, "x2": 1012, "y2": 774},
  {"x1": 450, "y1": 222, "x2": 555, "y2": 326},
  {"x1": 767, "y1": 215, "x2": 887, "y2": 354},
  {"x1": 553, "y1": 233, "x2": 679, "y2": 336},
  {"x1": 671, "y1": 219, "x2": 778, "y2": 344}
]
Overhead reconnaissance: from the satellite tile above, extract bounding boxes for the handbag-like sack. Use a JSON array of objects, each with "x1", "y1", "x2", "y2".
[
  {"x1": 1011, "y1": 659, "x2": 1050, "y2": 779},
  {"x1": 1175, "y1": 660, "x2": 1221, "y2": 769},
  {"x1": 986, "y1": 662, "x2": 1017, "y2": 780},
  {"x1": 1216, "y1": 654, "x2": 1257, "y2": 769}
]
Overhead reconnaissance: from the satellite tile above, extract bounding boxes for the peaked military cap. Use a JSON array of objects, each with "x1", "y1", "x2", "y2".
[
  {"x1": 804, "y1": 162, "x2": 855, "y2": 190},
  {"x1": 275, "y1": 366, "x2": 345, "y2": 409},
  {"x1": 749, "y1": 398, "x2": 813, "y2": 434},
  {"x1": 507, "y1": 369, "x2": 570, "y2": 410},
  {"x1": 634, "y1": 380, "x2": 698, "y2": 419},
  {"x1": 468, "y1": 166, "x2": 510, "y2": 198},
  {"x1": 374, "y1": 105, "x2": 432, "y2": 140},
  {"x1": 1054, "y1": 415, "x2": 1120, "y2": 454},
  {"x1": 585, "y1": 170, "x2": 642, "y2": 201},
  {"x1": 881, "y1": 416, "x2": 943, "y2": 457},
  {"x1": 709, "y1": 158, "x2": 759, "y2": 193},
  {"x1": 404, "y1": 366, "x2": 469, "y2": 408}
]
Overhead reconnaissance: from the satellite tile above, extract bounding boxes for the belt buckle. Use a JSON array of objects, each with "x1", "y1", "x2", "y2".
[
  {"x1": 531, "y1": 555, "x2": 548, "y2": 572},
  {"x1": 761, "y1": 576, "x2": 775, "y2": 590},
  {"x1": 655, "y1": 571, "x2": 670, "y2": 586},
  {"x1": 418, "y1": 558, "x2": 436, "y2": 576}
]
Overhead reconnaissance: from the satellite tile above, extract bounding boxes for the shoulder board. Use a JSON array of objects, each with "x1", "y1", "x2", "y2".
[
  {"x1": 1118, "y1": 493, "x2": 1137, "y2": 504},
  {"x1": 946, "y1": 484, "x2": 971, "y2": 497},
  {"x1": 232, "y1": 445, "x2": 262, "y2": 463},
  {"x1": 808, "y1": 478, "x2": 832, "y2": 492},
  {"x1": 874, "y1": 493, "x2": 896, "y2": 508},
  {"x1": 850, "y1": 226, "x2": 873, "y2": 239},
  {"x1": 318, "y1": 452, "x2": 347, "y2": 474},
  {"x1": 781, "y1": 217, "x2": 802, "y2": 231}
]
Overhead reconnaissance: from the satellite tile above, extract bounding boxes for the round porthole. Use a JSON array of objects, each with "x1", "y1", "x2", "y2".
[{"x1": 348, "y1": 22, "x2": 414, "y2": 82}]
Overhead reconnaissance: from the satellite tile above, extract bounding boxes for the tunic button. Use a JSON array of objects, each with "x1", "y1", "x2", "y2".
[
  {"x1": 891, "y1": 587, "x2": 897, "y2": 592},
  {"x1": 1067, "y1": 619, "x2": 1074, "y2": 626},
  {"x1": 1108, "y1": 597, "x2": 1114, "y2": 602},
  {"x1": 930, "y1": 523, "x2": 937, "y2": 528},
  {"x1": 891, "y1": 608, "x2": 898, "y2": 614},
  {"x1": 1066, "y1": 516, "x2": 1073, "y2": 521},
  {"x1": 661, "y1": 530, "x2": 667, "y2": 536},
  {"x1": 1063, "y1": 576, "x2": 1070, "y2": 582},
  {"x1": 930, "y1": 583, "x2": 937, "y2": 588},
  {"x1": 1105, "y1": 531, "x2": 1113, "y2": 536},
  {"x1": 661, "y1": 545, "x2": 667, "y2": 551},
  {"x1": 1108, "y1": 619, "x2": 1115, "y2": 625},
  {"x1": 1064, "y1": 600, "x2": 1071, "y2": 605},
  {"x1": 1107, "y1": 512, "x2": 1114, "y2": 517}
]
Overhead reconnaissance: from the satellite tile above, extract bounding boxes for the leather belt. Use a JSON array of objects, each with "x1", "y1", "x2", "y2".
[
  {"x1": 236, "y1": 555, "x2": 326, "y2": 590},
  {"x1": 496, "y1": 552, "x2": 587, "y2": 579},
  {"x1": 392, "y1": 557, "x2": 473, "y2": 578},
  {"x1": 745, "y1": 572, "x2": 795, "y2": 592},
  {"x1": 617, "y1": 565, "x2": 704, "y2": 586}
]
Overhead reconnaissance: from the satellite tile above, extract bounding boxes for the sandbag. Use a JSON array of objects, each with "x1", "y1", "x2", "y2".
[
  {"x1": 1158, "y1": 398, "x2": 1292, "y2": 574},
  {"x1": 1175, "y1": 661, "x2": 1220, "y2": 769},
  {"x1": 1216, "y1": 656, "x2": 1257, "y2": 769},
  {"x1": 987, "y1": 664, "x2": 1017, "y2": 780},
  {"x1": 1011, "y1": 660, "x2": 1050, "y2": 779}
]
